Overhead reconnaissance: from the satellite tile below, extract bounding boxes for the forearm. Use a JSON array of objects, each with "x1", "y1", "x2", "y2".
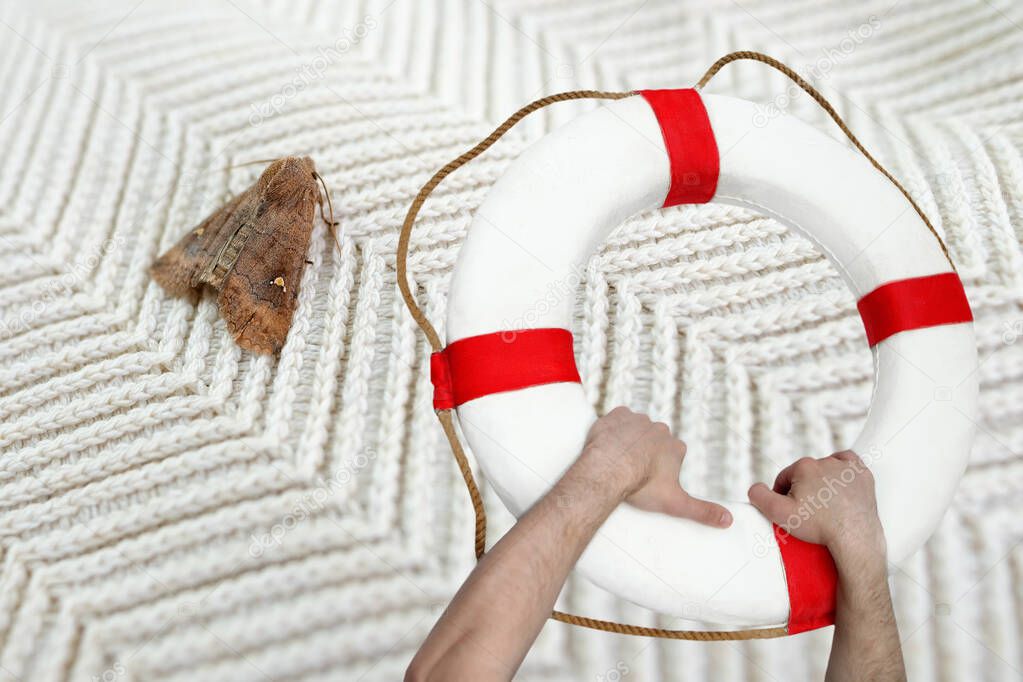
[
  {"x1": 826, "y1": 538, "x2": 905, "y2": 682},
  {"x1": 407, "y1": 451, "x2": 627, "y2": 681}
]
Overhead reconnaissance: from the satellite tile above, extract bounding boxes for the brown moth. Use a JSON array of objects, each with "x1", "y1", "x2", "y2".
[{"x1": 151, "y1": 156, "x2": 325, "y2": 354}]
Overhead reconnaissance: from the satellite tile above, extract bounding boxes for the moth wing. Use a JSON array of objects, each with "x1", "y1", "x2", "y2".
[
  {"x1": 150, "y1": 187, "x2": 257, "y2": 296},
  {"x1": 216, "y1": 186, "x2": 317, "y2": 354}
]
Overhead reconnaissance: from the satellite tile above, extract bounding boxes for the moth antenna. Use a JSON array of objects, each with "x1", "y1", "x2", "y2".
[
  {"x1": 225, "y1": 158, "x2": 281, "y2": 170},
  {"x1": 183, "y1": 158, "x2": 279, "y2": 185},
  {"x1": 313, "y1": 171, "x2": 342, "y2": 255}
]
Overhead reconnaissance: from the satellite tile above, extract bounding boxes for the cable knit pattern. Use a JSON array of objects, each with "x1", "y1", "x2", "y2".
[{"x1": 0, "y1": 0, "x2": 1021, "y2": 679}]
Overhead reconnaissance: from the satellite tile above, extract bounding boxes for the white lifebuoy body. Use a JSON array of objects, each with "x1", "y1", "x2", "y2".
[{"x1": 440, "y1": 90, "x2": 978, "y2": 631}]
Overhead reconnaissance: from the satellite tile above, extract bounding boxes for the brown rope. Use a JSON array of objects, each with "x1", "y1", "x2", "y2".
[
  {"x1": 549, "y1": 612, "x2": 786, "y2": 640},
  {"x1": 696, "y1": 50, "x2": 952, "y2": 267},
  {"x1": 396, "y1": 52, "x2": 948, "y2": 641}
]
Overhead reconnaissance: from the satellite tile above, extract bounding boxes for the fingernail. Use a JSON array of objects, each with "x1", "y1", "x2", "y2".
[{"x1": 719, "y1": 510, "x2": 733, "y2": 527}]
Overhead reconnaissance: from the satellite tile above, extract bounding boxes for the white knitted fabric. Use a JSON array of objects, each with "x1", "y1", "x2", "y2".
[{"x1": 0, "y1": 0, "x2": 1021, "y2": 680}]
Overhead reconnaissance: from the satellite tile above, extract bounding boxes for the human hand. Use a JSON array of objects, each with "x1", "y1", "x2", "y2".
[
  {"x1": 747, "y1": 451, "x2": 885, "y2": 564},
  {"x1": 577, "y1": 406, "x2": 732, "y2": 528}
]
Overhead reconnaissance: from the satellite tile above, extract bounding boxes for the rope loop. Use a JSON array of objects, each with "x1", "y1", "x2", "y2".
[
  {"x1": 695, "y1": 51, "x2": 951, "y2": 266},
  {"x1": 396, "y1": 51, "x2": 949, "y2": 641}
]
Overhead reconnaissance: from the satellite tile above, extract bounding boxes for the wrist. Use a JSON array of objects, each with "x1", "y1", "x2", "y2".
[
  {"x1": 828, "y1": 523, "x2": 887, "y2": 579},
  {"x1": 543, "y1": 450, "x2": 632, "y2": 536},
  {"x1": 568, "y1": 446, "x2": 640, "y2": 503}
]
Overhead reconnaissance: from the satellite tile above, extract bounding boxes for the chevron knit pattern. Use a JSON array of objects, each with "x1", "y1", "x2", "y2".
[{"x1": 0, "y1": 0, "x2": 1021, "y2": 680}]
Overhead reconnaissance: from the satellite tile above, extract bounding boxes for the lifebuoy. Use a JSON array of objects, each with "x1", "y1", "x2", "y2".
[{"x1": 423, "y1": 86, "x2": 978, "y2": 634}]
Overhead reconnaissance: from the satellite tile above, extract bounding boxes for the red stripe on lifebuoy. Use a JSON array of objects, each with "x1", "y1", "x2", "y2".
[
  {"x1": 431, "y1": 328, "x2": 581, "y2": 410},
  {"x1": 638, "y1": 89, "x2": 720, "y2": 206},
  {"x1": 856, "y1": 272, "x2": 973, "y2": 347},
  {"x1": 774, "y1": 525, "x2": 838, "y2": 634}
]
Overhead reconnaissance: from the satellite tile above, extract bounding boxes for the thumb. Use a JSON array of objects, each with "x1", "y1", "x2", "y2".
[
  {"x1": 661, "y1": 487, "x2": 733, "y2": 528},
  {"x1": 748, "y1": 482, "x2": 798, "y2": 528}
]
